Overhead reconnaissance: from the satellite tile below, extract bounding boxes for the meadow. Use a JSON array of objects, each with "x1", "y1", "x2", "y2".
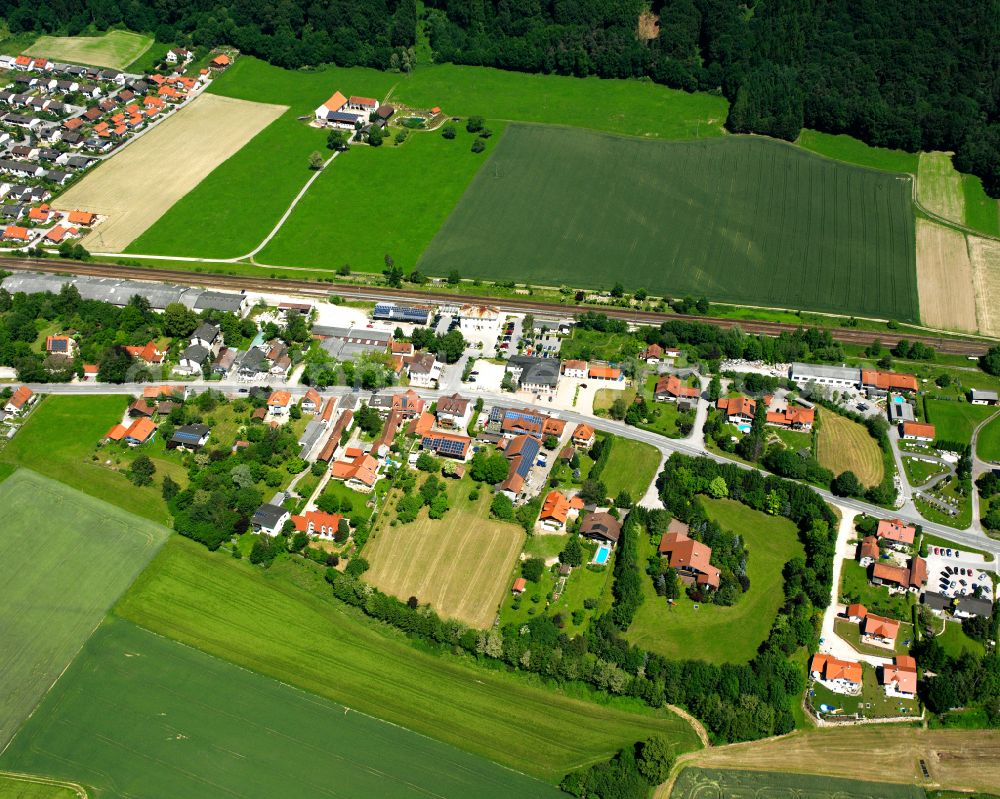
[
  {"x1": 923, "y1": 398, "x2": 996, "y2": 444},
  {"x1": 0, "y1": 469, "x2": 168, "y2": 747},
  {"x1": 24, "y1": 30, "x2": 152, "y2": 70},
  {"x1": 0, "y1": 775, "x2": 82, "y2": 799},
  {"x1": 669, "y1": 767, "x2": 925, "y2": 799},
  {"x1": 795, "y1": 129, "x2": 920, "y2": 174},
  {"x1": 364, "y1": 476, "x2": 525, "y2": 627},
  {"x1": 0, "y1": 395, "x2": 172, "y2": 523},
  {"x1": 978, "y1": 413, "x2": 1000, "y2": 462},
  {"x1": 599, "y1": 437, "x2": 662, "y2": 499},
  {"x1": 815, "y1": 409, "x2": 884, "y2": 486},
  {"x1": 625, "y1": 498, "x2": 803, "y2": 663},
  {"x1": 418, "y1": 125, "x2": 919, "y2": 320},
  {"x1": 114, "y1": 536, "x2": 702, "y2": 781},
  {"x1": 0, "y1": 617, "x2": 562, "y2": 799},
  {"x1": 257, "y1": 122, "x2": 504, "y2": 272}
]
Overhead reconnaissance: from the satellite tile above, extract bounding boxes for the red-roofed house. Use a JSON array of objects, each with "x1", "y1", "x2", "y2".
[
  {"x1": 4, "y1": 385, "x2": 35, "y2": 415},
  {"x1": 654, "y1": 374, "x2": 700, "y2": 402},
  {"x1": 872, "y1": 556, "x2": 927, "y2": 592},
  {"x1": 880, "y1": 656, "x2": 918, "y2": 698},
  {"x1": 210, "y1": 53, "x2": 231, "y2": 69},
  {"x1": 861, "y1": 369, "x2": 918, "y2": 394},
  {"x1": 267, "y1": 390, "x2": 292, "y2": 416},
  {"x1": 858, "y1": 536, "x2": 880, "y2": 566},
  {"x1": 658, "y1": 523, "x2": 720, "y2": 590},
  {"x1": 301, "y1": 388, "x2": 321, "y2": 413},
  {"x1": 717, "y1": 395, "x2": 756, "y2": 425},
  {"x1": 571, "y1": 423, "x2": 595, "y2": 450},
  {"x1": 877, "y1": 519, "x2": 916, "y2": 547},
  {"x1": 45, "y1": 225, "x2": 79, "y2": 244},
  {"x1": 765, "y1": 405, "x2": 815, "y2": 431},
  {"x1": 314, "y1": 90, "x2": 347, "y2": 121},
  {"x1": 640, "y1": 343, "x2": 663, "y2": 363},
  {"x1": 846, "y1": 603, "x2": 867, "y2": 622},
  {"x1": 901, "y1": 421, "x2": 935, "y2": 442},
  {"x1": 539, "y1": 490, "x2": 583, "y2": 531},
  {"x1": 103, "y1": 423, "x2": 128, "y2": 443},
  {"x1": 348, "y1": 96, "x2": 378, "y2": 112},
  {"x1": 291, "y1": 510, "x2": 343, "y2": 540},
  {"x1": 810, "y1": 654, "x2": 862, "y2": 693},
  {"x1": 67, "y1": 210, "x2": 96, "y2": 226},
  {"x1": 3, "y1": 225, "x2": 30, "y2": 242},
  {"x1": 45, "y1": 335, "x2": 76, "y2": 356},
  {"x1": 588, "y1": 365, "x2": 621, "y2": 381},
  {"x1": 512, "y1": 577, "x2": 527, "y2": 594},
  {"x1": 123, "y1": 417, "x2": 156, "y2": 446},
  {"x1": 862, "y1": 613, "x2": 900, "y2": 647},
  {"x1": 330, "y1": 451, "x2": 380, "y2": 493},
  {"x1": 124, "y1": 341, "x2": 165, "y2": 365}
]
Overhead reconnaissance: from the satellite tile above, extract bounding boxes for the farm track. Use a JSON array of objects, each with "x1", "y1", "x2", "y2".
[{"x1": 0, "y1": 256, "x2": 992, "y2": 356}]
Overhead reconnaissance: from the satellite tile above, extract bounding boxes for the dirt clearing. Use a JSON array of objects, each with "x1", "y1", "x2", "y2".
[
  {"x1": 52, "y1": 94, "x2": 286, "y2": 253},
  {"x1": 660, "y1": 728, "x2": 1000, "y2": 796},
  {"x1": 915, "y1": 219, "x2": 978, "y2": 333},
  {"x1": 918, "y1": 152, "x2": 965, "y2": 224},
  {"x1": 969, "y1": 235, "x2": 1000, "y2": 338},
  {"x1": 364, "y1": 481, "x2": 524, "y2": 628}
]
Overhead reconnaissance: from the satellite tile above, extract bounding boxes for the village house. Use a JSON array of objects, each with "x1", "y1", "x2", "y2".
[
  {"x1": 639, "y1": 343, "x2": 663, "y2": 363},
  {"x1": 4, "y1": 385, "x2": 34, "y2": 415},
  {"x1": 498, "y1": 434, "x2": 542, "y2": 501},
  {"x1": 765, "y1": 405, "x2": 815, "y2": 431},
  {"x1": 580, "y1": 511, "x2": 622, "y2": 547},
  {"x1": 267, "y1": 390, "x2": 292, "y2": 417},
  {"x1": 123, "y1": 417, "x2": 156, "y2": 447},
  {"x1": 845, "y1": 603, "x2": 867, "y2": 623},
  {"x1": 810, "y1": 654, "x2": 862, "y2": 694},
  {"x1": 166, "y1": 47, "x2": 193, "y2": 65},
  {"x1": 45, "y1": 335, "x2": 76, "y2": 357},
  {"x1": 561, "y1": 359, "x2": 588, "y2": 379},
  {"x1": 420, "y1": 431, "x2": 472, "y2": 460},
  {"x1": 857, "y1": 536, "x2": 881, "y2": 567},
  {"x1": 177, "y1": 343, "x2": 210, "y2": 374},
  {"x1": 291, "y1": 510, "x2": 343, "y2": 541},
  {"x1": 872, "y1": 556, "x2": 928, "y2": 593},
  {"x1": 404, "y1": 351, "x2": 441, "y2": 388},
  {"x1": 861, "y1": 612, "x2": 900, "y2": 647},
  {"x1": 252, "y1": 503, "x2": 290, "y2": 536},
  {"x1": 571, "y1": 422, "x2": 595, "y2": 450},
  {"x1": 124, "y1": 341, "x2": 165, "y2": 365},
  {"x1": 330, "y1": 450, "x2": 380, "y2": 493},
  {"x1": 168, "y1": 423, "x2": 210, "y2": 450},
  {"x1": 901, "y1": 421, "x2": 935, "y2": 442},
  {"x1": 128, "y1": 398, "x2": 154, "y2": 418},
  {"x1": 880, "y1": 656, "x2": 918, "y2": 698},
  {"x1": 657, "y1": 519, "x2": 721, "y2": 590},
  {"x1": 861, "y1": 369, "x2": 918, "y2": 396},
  {"x1": 2, "y1": 224, "x2": 30, "y2": 243},
  {"x1": 588, "y1": 364, "x2": 621, "y2": 381},
  {"x1": 538, "y1": 490, "x2": 584, "y2": 531},
  {"x1": 877, "y1": 518, "x2": 916, "y2": 549},
  {"x1": 953, "y1": 596, "x2": 994, "y2": 619},
  {"x1": 511, "y1": 577, "x2": 527, "y2": 595},
  {"x1": 435, "y1": 393, "x2": 471, "y2": 429},
  {"x1": 717, "y1": 395, "x2": 756, "y2": 426},
  {"x1": 458, "y1": 304, "x2": 501, "y2": 336},
  {"x1": 654, "y1": 374, "x2": 700, "y2": 402},
  {"x1": 347, "y1": 95, "x2": 378, "y2": 114},
  {"x1": 209, "y1": 53, "x2": 231, "y2": 70},
  {"x1": 301, "y1": 388, "x2": 321, "y2": 414},
  {"x1": 506, "y1": 355, "x2": 561, "y2": 393}
]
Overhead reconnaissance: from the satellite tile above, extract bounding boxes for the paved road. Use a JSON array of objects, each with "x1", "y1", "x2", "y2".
[{"x1": 24, "y1": 379, "x2": 1000, "y2": 556}]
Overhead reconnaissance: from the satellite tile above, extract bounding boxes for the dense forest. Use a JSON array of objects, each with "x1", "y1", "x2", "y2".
[{"x1": 3, "y1": 0, "x2": 996, "y2": 192}]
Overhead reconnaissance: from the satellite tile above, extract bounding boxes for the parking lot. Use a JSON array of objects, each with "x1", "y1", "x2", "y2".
[{"x1": 925, "y1": 548, "x2": 994, "y2": 601}]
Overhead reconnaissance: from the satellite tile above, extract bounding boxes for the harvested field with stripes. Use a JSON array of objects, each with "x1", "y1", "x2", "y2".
[
  {"x1": 969, "y1": 235, "x2": 1000, "y2": 338},
  {"x1": 364, "y1": 477, "x2": 524, "y2": 628},
  {"x1": 916, "y1": 220, "x2": 978, "y2": 333},
  {"x1": 816, "y1": 410, "x2": 884, "y2": 487},
  {"x1": 419, "y1": 125, "x2": 919, "y2": 321}
]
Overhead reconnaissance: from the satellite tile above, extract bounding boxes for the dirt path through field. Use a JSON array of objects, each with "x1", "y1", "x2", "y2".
[
  {"x1": 915, "y1": 219, "x2": 979, "y2": 333},
  {"x1": 968, "y1": 235, "x2": 1000, "y2": 337},
  {"x1": 657, "y1": 727, "x2": 1000, "y2": 797},
  {"x1": 52, "y1": 94, "x2": 286, "y2": 252}
]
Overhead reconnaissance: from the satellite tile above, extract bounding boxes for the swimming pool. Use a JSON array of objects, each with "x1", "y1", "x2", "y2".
[
  {"x1": 893, "y1": 396, "x2": 904, "y2": 404},
  {"x1": 593, "y1": 544, "x2": 611, "y2": 565},
  {"x1": 737, "y1": 424, "x2": 751, "y2": 433}
]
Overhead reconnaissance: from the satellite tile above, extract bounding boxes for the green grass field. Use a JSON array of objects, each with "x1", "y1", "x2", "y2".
[
  {"x1": 600, "y1": 437, "x2": 661, "y2": 499},
  {"x1": 0, "y1": 469, "x2": 168, "y2": 747},
  {"x1": 419, "y1": 125, "x2": 918, "y2": 319},
  {"x1": 391, "y1": 63, "x2": 728, "y2": 140},
  {"x1": 795, "y1": 129, "x2": 920, "y2": 174},
  {"x1": 936, "y1": 619, "x2": 985, "y2": 658},
  {"x1": 670, "y1": 767, "x2": 925, "y2": 799},
  {"x1": 625, "y1": 498, "x2": 804, "y2": 663},
  {"x1": 918, "y1": 152, "x2": 965, "y2": 224},
  {"x1": 0, "y1": 775, "x2": 81, "y2": 799},
  {"x1": 816, "y1": 409, "x2": 884, "y2": 487},
  {"x1": 0, "y1": 395, "x2": 172, "y2": 523},
  {"x1": 25, "y1": 30, "x2": 153, "y2": 70},
  {"x1": 839, "y1": 559, "x2": 913, "y2": 620},
  {"x1": 962, "y1": 174, "x2": 1000, "y2": 237},
  {"x1": 257, "y1": 123, "x2": 504, "y2": 271},
  {"x1": 0, "y1": 617, "x2": 562, "y2": 799},
  {"x1": 924, "y1": 399, "x2": 996, "y2": 444},
  {"x1": 977, "y1": 413, "x2": 1000, "y2": 462},
  {"x1": 114, "y1": 536, "x2": 701, "y2": 781}
]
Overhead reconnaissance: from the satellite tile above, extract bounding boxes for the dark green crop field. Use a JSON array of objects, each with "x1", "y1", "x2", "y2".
[
  {"x1": 419, "y1": 124, "x2": 919, "y2": 320},
  {"x1": 671, "y1": 767, "x2": 926, "y2": 799},
  {"x1": 0, "y1": 617, "x2": 562, "y2": 799}
]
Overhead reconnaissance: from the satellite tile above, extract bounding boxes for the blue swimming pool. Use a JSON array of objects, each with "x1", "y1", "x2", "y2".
[
  {"x1": 593, "y1": 544, "x2": 611, "y2": 565},
  {"x1": 737, "y1": 424, "x2": 751, "y2": 433},
  {"x1": 893, "y1": 396, "x2": 905, "y2": 404}
]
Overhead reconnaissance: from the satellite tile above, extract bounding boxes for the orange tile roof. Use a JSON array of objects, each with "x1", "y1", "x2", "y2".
[
  {"x1": 14, "y1": 56, "x2": 31, "y2": 66},
  {"x1": 322, "y1": 91, "x2": 347, "y2": 112},
  {"x1": 124, "y1": 341, "x2": 165, "y2": 364},
  {"x1": 718, "y1": 395, "x2": 756, "y2": 418},
  {"x1": 45, "y1": 225, "x2": 75, "y2": 243},
  {"x1": 143, "y1": 384, "x2": 182, "y2": 399},
  {"x1": 881, "y1": 657, "x2": 918, "y2": 694},
  {"x1": 104, "y1": 423, "x2": 128, "y2": 441},
  {"x1": 540, "y1": 490, "x2": 570, "y2": 524},
  {"x1": 125, "y1": 417, "x2": 156, "y2": 443},
  {"x1": 810, "y1": 654, "x2": 862, "y2": 684},
  {"x1": 291, "y1": 510, "x2": 343, "y2": 535},
  {"x1": 766, "y1": 406, "x2": 815, "y2": 427},
  {"x1": 846, "y1": 603, "x2": 867, "y2": 619},
  {"x1": 572, "y1": 422, "x2": 595, "y2": 442},
  {"x1": 902, "y1": 421, "x2": 935, "y2": 439},
  {"x1": 268, "y1": 390, "x2": 291, "y2": 406},
  {"x1": 331, "y1": 452, "x2": 379, "y2": 487},
  {"x1": 657, "y1": 530, "x2": 720, "y2": 588},
  {"x1": 211, "y1": 54, "x2": 231, "y2": 66},
  {"x1": 512, "y1": 577, "x2": 527, "y2": 593},
  {"x1": 861, "y1": 369, "x2": 918, "y2": 392},
  {"x1": 655, "y1": 374, "x2": 699, "y2": 399},
  {"x1": 859, "y1": 536, "x2": 880, "y2": 561},
  {"x1": 409, "y1": 411, "x2": 434, "y2": 437},
  {"x1": 349, "y1": 95, "x2": 377, "y2": 106},
  {"x1": 28, "y1": 204, "x2": 50, "y2": 221},
  {"x1": 588, "y1": 365, "x2": 621, "y2": 380},
  {"x1": 3, "y1": 225, "x2": 29, "y2": 240},
  {"x1": 863, "y1": 613, "x2": 900, "y2": 641},
  {"x1": 877, "y1": 519, "x2": 916, "y2": 545},
  {"x1": 8, "y1": 385, "x2": 33, "y2": 409},
  {"x1": 562, "y1": 359, "x2": 588, "y2": 372},
  {"x1": 67, "y1": 210, "x2": 96, "y2": 225}
]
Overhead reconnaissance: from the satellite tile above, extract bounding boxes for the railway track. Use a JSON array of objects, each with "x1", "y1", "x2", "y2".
[{"x1": 0, "y1": 256, "x2": 992, "y2": 356}]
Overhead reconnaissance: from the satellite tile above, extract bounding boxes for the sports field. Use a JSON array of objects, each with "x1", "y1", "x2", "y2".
[
  {"x1": 0, "y1": 618, "x2": 562, "y2": 799},
  {"x1": 364, "y1": 479, "x2": 525, "y2": 627},
  {"x1": 418, "y1": 125, "x2": 919, "y2": 320},
  {"x1": 114, "y1": 536, "x2": 701, "y2": 780},
  {"x1": 924, "y1": 399, "x2": 996, "y2": 444},
  {"x1": 256, "y1": 123, "x2": 504, "y2": 272},
  {"x1": 815, "y1": 410, "x2": 884, "y2": 486},
  {"x1": 670, "y1": 767, "x2": 924, "y2": 799},
  {"x1": 0, "y1": 469, "x2": 168, "y2": 748},
  {"x1": 916, "y1": 220, "x2": 978, "y2": 332},
  {"x1": 24, "y1": 30, "x2": 152, "y2": 70},
  {"x1": 55, "y1": 93, "x2": 286, "y2": 252},
  {"x1": 0, "y1": 395, "x2": 172, "y2": 523},
  {"x1": 666, "y1": 728, "x2": 1000, "y2": 796},
  {"x1": 599, "y1": 437, "x2": 662, "y2": 499},
  {"x1": 918, "y1": 152, "x2": 965, "y2": 224},
  {"x1": 625, "y1": 498, "x2": 803, "y2": 663}
]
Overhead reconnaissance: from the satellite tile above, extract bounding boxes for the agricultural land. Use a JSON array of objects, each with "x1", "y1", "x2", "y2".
[
  {"x1": 56, "y1": 93, "x2": 285, "y2": 252},
  {"x1": 969, "y1": 235, "x2": 1000, "y2": 338},
  {"x1": 417, "y1": 125, "x2": 919, "y2": 320},
  {"x1": 923, "y1": 399, "x2": 996, "y2": 443},
  {"x1": 670, "y1": 767, "x2": 925, "y2": 799},
  {"x1": 815, "y1": 410, "x2": 884, "y2": 487},
  {"x1": 0, "y1": 469, "x2": 168, "y2": 747},
  {"x1": 625, "y1": 498, "x2": 804, "y2": 663},
  {"x1": 978, "y1": 414, "x2": 1000, "y2": 462},
  {"x1": 364, "y1": 477, "x2": 525, "y2": 628},
  {"x1": 915, "y1": 220, "x2": 979, "y2": 333},
  {"x1": 0, "y1": 775, "x2": 82, "y2": 799},
  {"x1": 918, "y1": 152, "x2": 966, "y2": 225},
  {"x1": 113, "y1": 536, "x2": 702, "y2": 781},
  {"x1": 24, "y1": 30, "x2": 152, "y2": 70},
  {"x1": 0, "y1": 617, "x2": 563, "y2": 799}
]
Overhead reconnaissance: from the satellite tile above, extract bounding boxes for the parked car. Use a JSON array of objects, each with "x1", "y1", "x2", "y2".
[{"x1": 947, "y1": 548, "x2": 953, "y2": 556}]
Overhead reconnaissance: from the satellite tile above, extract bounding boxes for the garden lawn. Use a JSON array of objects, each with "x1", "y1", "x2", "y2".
[
  {"x1": 794, "y1": 130, "x2": 919, "y2": 174},
  {"x1": 114, "y1": 536, "x2": 701, "y2": 781},
  {"x1": 364, "y1": 476, "x2": 525, "y2": 627},
  {"x1": 839, "y1": 559, "x2": 913, "y2": 620},
  {"x1": 625, "y1": 498, "x2": 803, "y2": 663},
  {"x1": 0, "y1": 617, "x2": 562, "y2": 799},
  {"x1": 903, "y1": 456, "x2": 949, "y2": 486},
  {"x1": 392, "y1": 63, "x2": 728, "y2": 140},
  {"x1": 600, "y1": 437, "x2": 662, "y2": 499},
  {"x1": 816, "y1": 409, "x2": 884, "y2": 487},
  {"x1": 811, "y1": 664, "x2": 921, "y2": 721},
  {"x1": 25, "y1": 30, "x2": 152, "y2": 69},
  {"x1": 0, "y1": 469, "x2": 168, "y2": 748},
  {"x1": 834, "y1": 618, "x2": 912, "y2": 657},
  {"x1": 936, "y1": 620, "x2": 985, "y2": 658},
  {"x1": 977, "y1": 413, "x2": 1000, "y2": 462},
  {"x1": 0, "y1": 395, "x2": 172, "y2": 523},
  {"x1": 924, "y1": 399, "x2": 996, "y2": 445},
  {"x1": 258, "y1": 123, "x2": 504, "y2": 272},
  {"x1": 419, "y1": 126, "x2": 918, "y2": 320}
]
